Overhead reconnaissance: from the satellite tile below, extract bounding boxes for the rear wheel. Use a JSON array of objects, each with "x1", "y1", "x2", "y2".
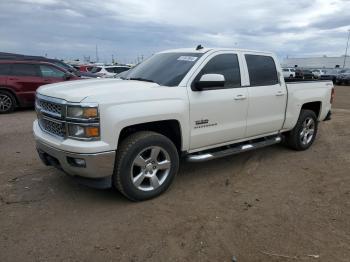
[
  {"x1": 0, "y1": 90, "x2": 16, "y2": 114},
  {"x1": 113, "y1": 131, "x2": 179, "y2": 201},
  {"x1": 285, "y1": 109, "x2": 318, "y2": 151}
]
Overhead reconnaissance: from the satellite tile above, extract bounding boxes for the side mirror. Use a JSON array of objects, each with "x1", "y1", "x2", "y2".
[{"x1": 194, "y1": 74, "x2": 225, "y2": 90}]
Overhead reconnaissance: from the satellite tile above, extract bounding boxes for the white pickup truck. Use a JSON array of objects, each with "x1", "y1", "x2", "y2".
[{"x1": 33, "y1": 47, "x2": 334, "y2": 201}]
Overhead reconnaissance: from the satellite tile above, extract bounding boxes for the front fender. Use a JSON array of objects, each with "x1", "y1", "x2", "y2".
[{"x1": 100, "y1": 99, "x2": 190, "y2": 151}]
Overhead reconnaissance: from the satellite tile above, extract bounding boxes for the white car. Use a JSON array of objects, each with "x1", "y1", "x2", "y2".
[
  {"x1": 34, "y1": 47, "x2": 334, "y2": 201},
  {"x1": 90, "y1": 65, "x2": 130, "y2": 78},
  {"x1": 282, "y1": 68, "x2": 296, "y2": 78},
  {"x1": 312, "y1": 69, "x2": 326, "y2": 79}
]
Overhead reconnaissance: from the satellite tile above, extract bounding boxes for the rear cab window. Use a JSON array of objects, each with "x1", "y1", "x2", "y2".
[{"x1": 245, "y1": 54, "x2": 279, "y2": 86}]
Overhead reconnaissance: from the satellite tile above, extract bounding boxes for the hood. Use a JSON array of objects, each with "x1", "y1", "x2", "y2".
[
  {"x1": 37, "y1": 78, "x2": 161, "y2": 102},
  {"x1": 36, "y1": 78, "x2": 186, "y2": 105}
]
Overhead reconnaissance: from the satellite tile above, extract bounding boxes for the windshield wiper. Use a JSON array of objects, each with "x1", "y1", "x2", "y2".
[{"x1": 128, "y1": 77, "x2": 155, "y2": 83}]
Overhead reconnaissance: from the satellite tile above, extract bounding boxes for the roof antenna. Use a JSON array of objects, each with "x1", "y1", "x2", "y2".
[{"x1": 196, "y1": 44, "x2": 204, "y2": 50}]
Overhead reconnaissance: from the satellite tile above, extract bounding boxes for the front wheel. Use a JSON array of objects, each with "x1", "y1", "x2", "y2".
[
  {"x1": 285, "y1": 109, "x2": 318, "y2": 151},
  {"x1": 113, "y1": 131, "x2": 179, "y2": 201}
]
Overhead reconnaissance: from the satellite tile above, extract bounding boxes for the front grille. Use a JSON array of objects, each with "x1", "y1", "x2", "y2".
[
  {"x1": 38, "y1": 116, "x2": 65, "y2": 137},
  {"x1": 37, "y1": 99, "x2": 62, "y2": 117},
  {"x1": 35, "y1": 93, "x2": 100, "y2": 140}
]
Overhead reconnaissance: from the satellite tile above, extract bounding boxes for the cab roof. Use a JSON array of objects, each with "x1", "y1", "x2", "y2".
[{"x1": 158, "y1": 47, "x2": 274, "y2": 56}]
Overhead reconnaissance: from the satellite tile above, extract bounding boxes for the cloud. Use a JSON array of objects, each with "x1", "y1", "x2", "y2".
[{"x1": 0, "y1": 0, "x2": 349, "y2": 63}]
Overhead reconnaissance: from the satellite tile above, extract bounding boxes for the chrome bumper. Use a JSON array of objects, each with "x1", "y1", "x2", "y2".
[{"x1": 36, "y1": 139, "x2": 116, "y2": 179}]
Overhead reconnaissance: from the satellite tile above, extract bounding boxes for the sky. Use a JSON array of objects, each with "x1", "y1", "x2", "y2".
[{"x1": 0, "y1": 0, "x2": 349, "y2": 64}]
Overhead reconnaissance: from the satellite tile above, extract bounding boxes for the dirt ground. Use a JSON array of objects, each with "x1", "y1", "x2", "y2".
[{"x1": 0, "y1": 86, "x2": 349, "y2": 262}]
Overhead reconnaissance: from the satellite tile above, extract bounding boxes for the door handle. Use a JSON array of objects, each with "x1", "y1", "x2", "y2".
[
  {"x1": 275, "y1": 91, "x2": 285, "y2": 96},
  {"x1": 8, "y1": 78, "x2": 19, "y2": 81},
  {"x1": 234, "y1": 94, "x2": 247, "y2": 100}
]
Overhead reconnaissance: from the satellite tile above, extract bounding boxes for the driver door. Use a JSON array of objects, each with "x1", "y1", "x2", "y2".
[{"x1": 187, "y1": 52, "x2": 248, "y2": 150}]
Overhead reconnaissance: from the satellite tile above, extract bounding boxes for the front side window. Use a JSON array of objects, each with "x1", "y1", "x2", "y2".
[
  {"x1": 11, "y1": 63, "x2": 40, "y2": 77},
  {"x1": 245, "y1": 54, "x2": 279, "y2": 86},
  {"x1": 125, "y1": 52, "x2": 203, "y2": 86},
  {"x1": 40, "y1": 65, "x2": 65, "y2": 78},
  {"x1": 193, "y1": 53, "x2": 241, "y2": 89}
]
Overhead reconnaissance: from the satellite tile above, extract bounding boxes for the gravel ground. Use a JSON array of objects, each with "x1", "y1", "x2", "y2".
[{"x1": 0, "y1": 86, "x2": 349, "y2": 262}]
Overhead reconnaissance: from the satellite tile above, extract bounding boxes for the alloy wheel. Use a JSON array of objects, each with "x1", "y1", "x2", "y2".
[
  {"x1": 130, "y1": 146, "x2": 171, "y2": 191},
  {"x1": 300, "y1": 117, "x2": 315, "y2": 146},
  {"x1": 0, "y1": 94, "x2": 13, "y2": 112}
]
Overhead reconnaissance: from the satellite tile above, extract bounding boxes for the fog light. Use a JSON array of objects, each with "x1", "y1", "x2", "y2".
[{"x1": 67, "y1": 157, "x2": 86, "y2": 167}]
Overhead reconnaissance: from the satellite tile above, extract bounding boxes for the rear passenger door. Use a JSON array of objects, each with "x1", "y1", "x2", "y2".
[{"x1": 244, "y1": 54, "x2": 287, "y2": 137}]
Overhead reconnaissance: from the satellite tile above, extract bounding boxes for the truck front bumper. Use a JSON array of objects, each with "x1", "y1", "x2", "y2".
[{"x1": 36, "y1": 139, "x2": 115, "y2": 188}]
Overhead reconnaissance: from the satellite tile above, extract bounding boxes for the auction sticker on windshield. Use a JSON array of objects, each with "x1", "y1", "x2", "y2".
[{"x1": 177, "y1": 56, "x2": 198, "y2": 62}]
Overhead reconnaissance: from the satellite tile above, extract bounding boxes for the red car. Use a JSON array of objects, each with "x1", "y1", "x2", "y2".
[{"x1": 0, "y1": 60, "x2": 78, "y2": 113}]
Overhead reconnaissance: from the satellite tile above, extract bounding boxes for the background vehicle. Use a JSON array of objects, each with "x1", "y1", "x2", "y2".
[
  {"x1": 73, "y1": 65, "x2": 94, "y2": 72},
  {"x1": 0, "y1": 52, "x2": 98, "y2": 78},
  {"x1": 91, "y1": 65, "x2": 131, "y2": 78},
  {"x1": 312, "y1": 69, "x2": 326, "y2": 79},
  {"x1": 282, "y1": 68, "x2": 295, "y2": 78},
  {"x1": 295, "y1": 69, "x2": 314, "y2": 79},
  {"x1": 0, "y1": 60, "x2": 78, "y2": 113},
  {"x1": 319, "y1": 69, "x2": 338, "y2": 83},
  {"x1": 34, "y1": 48, "x2": 333, "y2": 201},
  {"x1": 336, "y1": 69, "x2": 350, "y2": 85}
]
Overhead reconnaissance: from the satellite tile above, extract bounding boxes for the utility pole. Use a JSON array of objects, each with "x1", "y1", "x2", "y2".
[
  {"x1": 95, "y1": 44, "x2": 99, "y2": 63},
  {"x1": 343, "y1": 29, "x2": 350, "y2": 68}
]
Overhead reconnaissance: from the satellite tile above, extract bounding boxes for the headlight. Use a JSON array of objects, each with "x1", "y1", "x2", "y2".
[
  {"x1": 68, "y1": 124, "x2": 100, "y2": 140},
  {"x1": 66, "y1": 104, "x2": 100, "y2": 140},
  {"x1": 67, "y1": 106, "x2": 98, "y2": 119}
]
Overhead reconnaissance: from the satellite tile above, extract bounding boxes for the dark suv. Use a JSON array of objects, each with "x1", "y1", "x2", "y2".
[{"x1": 0, "y1": 60, "x2": 78, "y2": 113}]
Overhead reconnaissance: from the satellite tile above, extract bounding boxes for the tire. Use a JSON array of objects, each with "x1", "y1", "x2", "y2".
[
  {"x1": 285, "y1": 109, "x2": 318, "y2": 151},
  {"x1": 113, "y1": 131, "x2": 179, "y2": 201},
  {"x1": 0, "y1": 90, "x2": 16, "y2": 114}
]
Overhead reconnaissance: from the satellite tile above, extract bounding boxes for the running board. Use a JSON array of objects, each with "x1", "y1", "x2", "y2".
[{"x1": 186, "y1": 136, "x2": 282, "y2": 162}]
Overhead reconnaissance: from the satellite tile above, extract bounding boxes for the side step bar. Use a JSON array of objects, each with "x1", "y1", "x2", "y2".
[{"x1": 187, "y1": 135, "x2": 282, "y2": 162}]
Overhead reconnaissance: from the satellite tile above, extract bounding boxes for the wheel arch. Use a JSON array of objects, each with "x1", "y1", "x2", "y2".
[
  {"x1": 117, "y1": 120, "x2": 183, "y2": 154},
  {"x1": 301, "y1": 101, "x2": 321, "y2": 119}
]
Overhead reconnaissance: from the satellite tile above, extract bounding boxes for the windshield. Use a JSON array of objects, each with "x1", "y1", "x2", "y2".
[{"x1": 123, "y1": 52, "x2": 203, "y2": 86}]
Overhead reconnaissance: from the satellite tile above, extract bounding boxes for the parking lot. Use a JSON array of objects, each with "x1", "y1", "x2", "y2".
[{"x1": 0, "y1": 86, "x2": 349, "y2": 261}]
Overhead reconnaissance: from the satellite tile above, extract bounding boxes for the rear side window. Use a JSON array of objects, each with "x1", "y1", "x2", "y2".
[
  {"x1": 195, "y1": 54, "x2": 241, "y2": 89},
  {"x1": 40, "y1": 65, "x2": 65, "y2": 78},
  {"x1": 11, "y1": 63, "x2": 40, "y2": 77},
  {"x1": 0, "y1": 64, "x2": 10, "y2": 75},
  {"x1": 245, "y1": 55, "x2": 278, "y2": 86}
]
